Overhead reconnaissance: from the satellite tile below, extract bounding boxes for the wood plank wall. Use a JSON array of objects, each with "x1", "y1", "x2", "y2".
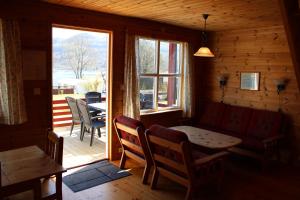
[
  {"x1": 201, "y1": 25, "x2": 300, "y2": 159},
  {"x1": 0, "y1": 1, "x2": 201, "y2": 160}
]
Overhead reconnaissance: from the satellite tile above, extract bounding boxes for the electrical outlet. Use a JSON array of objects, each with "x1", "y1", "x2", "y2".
[{"x1": 33, "y1": 88, "x2": 41, "y2": 95}]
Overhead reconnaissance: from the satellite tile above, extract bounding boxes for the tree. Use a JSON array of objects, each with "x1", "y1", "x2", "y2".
[
  {"x1": 100, "y1": 72, "x2": 106, "y2": 92},
  {"x1": 138, "y1": 39, "x2": 156, "y2": 73},
  {"x1": 62, "y1": 35, "x2": 97, "y2": 79}
]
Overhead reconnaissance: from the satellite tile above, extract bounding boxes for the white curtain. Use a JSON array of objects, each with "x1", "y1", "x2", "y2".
[
  {"x1": 181, "y1": 42, "x2": 195, "y2": 118},
  {"x1": 123, "y1": 33, "x2": 140, "y2": 119},
  {"x1": 0, "y1": 18, "x2": 27, "y2": 125}
]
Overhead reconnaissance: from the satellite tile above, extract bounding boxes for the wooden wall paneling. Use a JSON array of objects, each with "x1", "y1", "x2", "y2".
[{"x1": 201, "y1": 25, "x2": 300, "y2": 160}]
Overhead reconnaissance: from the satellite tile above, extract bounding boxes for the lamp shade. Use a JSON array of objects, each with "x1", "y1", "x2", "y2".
[{"x1": 194, "y1": 46, "x2": 215, "y2": 57}]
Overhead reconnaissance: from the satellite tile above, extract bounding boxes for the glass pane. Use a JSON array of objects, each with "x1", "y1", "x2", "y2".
[
  {"x1": 158, "y1": 76, "x2": 180, "y2": 108},
  {"x1": 159, "y1": 42, "x2": 181, "y2": 74},
  {"x1": 138, "y1": 38, "x2": 156, "y2": 74},
  {"x1": 140, "y1": 77, "x2": 156, "y2": 110}
]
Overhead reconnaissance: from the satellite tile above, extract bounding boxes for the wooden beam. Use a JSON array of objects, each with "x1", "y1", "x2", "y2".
[{"x1": 278, "y1": 0, "x2": 300, "y2": 91}]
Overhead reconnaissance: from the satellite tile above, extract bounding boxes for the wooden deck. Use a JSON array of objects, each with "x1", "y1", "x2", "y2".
[{"x1": 54, "y1": 125, "x2": 107, "y2": 169}]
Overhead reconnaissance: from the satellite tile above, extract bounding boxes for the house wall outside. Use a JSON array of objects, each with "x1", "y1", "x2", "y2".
[
  {"x1": 0, "y1": 1, "x2": 201, "y2": 160},
  {"x1": 201, "y1": 25, "x2": 300, "y2": 161}
]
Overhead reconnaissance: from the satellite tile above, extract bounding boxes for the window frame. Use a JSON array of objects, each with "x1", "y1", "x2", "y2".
[{"x1": 138, "y1": 37, "x2": 184, "y2": 114}]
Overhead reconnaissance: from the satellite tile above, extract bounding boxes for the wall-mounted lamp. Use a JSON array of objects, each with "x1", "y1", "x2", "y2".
[
  {"x1": 274, "y1": 78, "x2": 287, "y2": 94},
  {"x1": 218, "y1": 74, "x2": 228, "y2": 102},
  {"x1": 218, "y1": 75, "x2": 228, "y2": 88},
  {"x1": 274, "y1": 78, "x2": 288, "y2": 112}
]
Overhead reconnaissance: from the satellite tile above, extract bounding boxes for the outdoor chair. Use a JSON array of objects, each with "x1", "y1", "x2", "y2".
[
  {"x1": 145, "y1": 125, "x2": 228, "y2": 200},
  {"x1": 65, "y1": 96, "x2": 83, "y2": 136},
  {"x1": 77, "y1": 99, "x2": 105, "y2": 146},
  {"x1": 85, "y1": 92, "x2": 104, "y2": 117},
  {"x1": 113, "y1": 115, "x2": 152, "y2": 184}
]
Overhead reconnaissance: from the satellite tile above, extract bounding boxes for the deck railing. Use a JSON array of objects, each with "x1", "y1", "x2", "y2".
[{"x1": 53, "y1": 99, "x2": 73, "y2": 128}]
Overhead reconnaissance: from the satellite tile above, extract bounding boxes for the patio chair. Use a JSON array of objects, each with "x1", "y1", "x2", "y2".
[
  {"x1": 77, "y1": 99, "x2": 105, "y2": 146},
  {"x1": 113, "y1": 115, "x2": 152, "y2": 184},
  {"x1": 85, "y1": 92, "x2": 103, "y2": 117},
  {"x1": 65, "y1": 96, "x2": 83, "y2": 136},
  {"x1": 145, "y1": 125, "x2": 228, "y2": 200}
]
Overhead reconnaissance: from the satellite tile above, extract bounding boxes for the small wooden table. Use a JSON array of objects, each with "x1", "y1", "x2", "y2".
[
  {"x1": 171, "y1": 126, "x2": 242, "y2": 150},
  {"x1": 0, "y1": 145, "x2": 66, "y2": 199},
  {"x1": 88, "y1": 102, "x2": 106, "y2": 112}
]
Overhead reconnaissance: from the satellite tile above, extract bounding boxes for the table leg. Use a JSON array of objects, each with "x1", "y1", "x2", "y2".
[
  {"x1": 33, "y1": 180, "x2": 41, "y2": 200},
  {"x1": 56, "y1": 173, "x2": 63, "y2": 200}
]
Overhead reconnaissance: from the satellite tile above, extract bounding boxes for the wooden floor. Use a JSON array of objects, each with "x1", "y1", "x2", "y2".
[
  {"x1": 54, "y1": 125, "x2": 107, "y2": 168},
  {"x1": 4, "y1": 158, "x2": 300, "y2": 200}
]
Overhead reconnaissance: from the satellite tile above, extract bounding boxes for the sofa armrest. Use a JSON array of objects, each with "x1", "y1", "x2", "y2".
[
  {"x1": 194, "y1": 151, "x2": 229, "y2": 166},
  {"x1": 262, "y1": 135, "x2": 284, "y2": 144},
  {"x1": 262, "y1": 135, "x2": 284, "y2": 156}
]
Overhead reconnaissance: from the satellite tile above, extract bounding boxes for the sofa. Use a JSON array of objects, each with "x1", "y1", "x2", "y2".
[{"x1": 196, "y1": 101, "x2": 287, "y2": 167}]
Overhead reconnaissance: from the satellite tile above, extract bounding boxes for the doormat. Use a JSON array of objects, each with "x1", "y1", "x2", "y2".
[{"x1": 63, "y1": 160, "x2": 131, "y2": 192}]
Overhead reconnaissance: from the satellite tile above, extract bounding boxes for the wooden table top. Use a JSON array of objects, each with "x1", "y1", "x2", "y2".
[
  {"x1": 0, "y1": 145, "x2": 66, "y2": 187},
  {"x1": 171, "y1": 126, "x2": 242, "y2": 149}
]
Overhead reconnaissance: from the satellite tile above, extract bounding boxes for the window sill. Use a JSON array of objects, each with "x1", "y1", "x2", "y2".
[{"x1": 140, "y1": 108, "x2": 182, "y2": 116}]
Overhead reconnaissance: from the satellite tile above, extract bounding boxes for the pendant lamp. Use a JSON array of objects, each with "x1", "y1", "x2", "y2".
[{"x1": 194, "y1": 14, "x2": 214, "y2": 57}]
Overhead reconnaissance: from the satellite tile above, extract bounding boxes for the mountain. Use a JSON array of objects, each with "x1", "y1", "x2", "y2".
[{"x1": 53, "y1": 32, "x2": 109, "y2": 71}]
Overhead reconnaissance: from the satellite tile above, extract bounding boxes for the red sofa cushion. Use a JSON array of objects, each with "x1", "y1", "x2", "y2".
[
  {"x1": 197, "y1": 102, "x2": 226, "y2": 130},
  {"x1": 115, "y1": 115, "x2": 144, "y2": 147},
  {"x1": 246, "y1": 110, "x2": 283, "y2": 140},
  {"x1": 219, "y1": 105, "x2": 253, "y2": 138}
]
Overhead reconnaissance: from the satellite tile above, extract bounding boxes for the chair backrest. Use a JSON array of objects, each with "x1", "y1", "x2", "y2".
[
  {"x1": 76, "y1": 99, "x2": 92, "y2": 127},
  {"x1": 85, "y1": 92, "x2": 101, "y2": 104},
  {"x1": 145, "y1": 125, "x2": 192, "y2": 186},
  {"x1": 65, "y1": 96, "x2": 81, "y2": 122},
  {"x1": 46, "y1": 130, "x2": 63, "y2": 165},
  {"x1": 113, "y1": 115, "x2": 149, "y2": 160}
]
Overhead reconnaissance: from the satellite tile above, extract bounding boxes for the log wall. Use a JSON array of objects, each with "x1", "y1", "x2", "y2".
[{"x1": 201, "y1": 25, "x2": 300, "y2": 159}]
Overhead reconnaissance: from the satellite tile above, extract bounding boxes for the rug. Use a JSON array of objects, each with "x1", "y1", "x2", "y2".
[{"x1": 63, "y1": 160, "x2": 131, "y2": 192}]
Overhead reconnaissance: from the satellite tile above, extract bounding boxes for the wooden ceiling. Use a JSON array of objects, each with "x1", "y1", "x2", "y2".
[{"x1": 44, "y1": 0, "x2": 282, "y2": 31}]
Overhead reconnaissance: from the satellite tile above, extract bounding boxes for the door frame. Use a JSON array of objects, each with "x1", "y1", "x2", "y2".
[{"x1": 50, "y1": 24, "x2": 113, "y2": 162}]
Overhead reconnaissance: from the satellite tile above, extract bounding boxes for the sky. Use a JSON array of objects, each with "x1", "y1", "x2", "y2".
[{"x1": 52, "y1": 27, "x2": 109, "y2": 39}]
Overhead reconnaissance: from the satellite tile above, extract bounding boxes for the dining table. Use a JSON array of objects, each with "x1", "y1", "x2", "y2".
[
  {"x1": 170, "y1": 126, "x2": 242, "y2": 150},
  {"x1": 88, "y1": 102, "x2": 106, "y2": 112},
  {"x1": 0, "y1": 145, "x2": 66, "y2": 199}
]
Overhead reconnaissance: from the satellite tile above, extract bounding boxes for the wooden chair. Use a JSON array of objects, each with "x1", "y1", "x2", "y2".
[
  {"x1": 145, "y1": 125, "x2": 228, "y2": 200},
  {"x1": 113, "y1": 115, "x2": 152, "y2": 184},
  {"x1": 40, "y1": 130, "x2": 64, "y2": 200},
  {"x1": 65, "y1": 96, "x2": 83, "y2": 136},
  {"x1": 77, "y1": 99, "x2": 105, "y2": 146},
  {"x1": 0, "y1": 164, "x2": 41, "y2": 200}
]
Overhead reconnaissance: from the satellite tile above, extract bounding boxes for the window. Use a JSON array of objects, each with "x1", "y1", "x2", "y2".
[{"x1": 138, "y1": 37, "x2": 183, "y2": 113}]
